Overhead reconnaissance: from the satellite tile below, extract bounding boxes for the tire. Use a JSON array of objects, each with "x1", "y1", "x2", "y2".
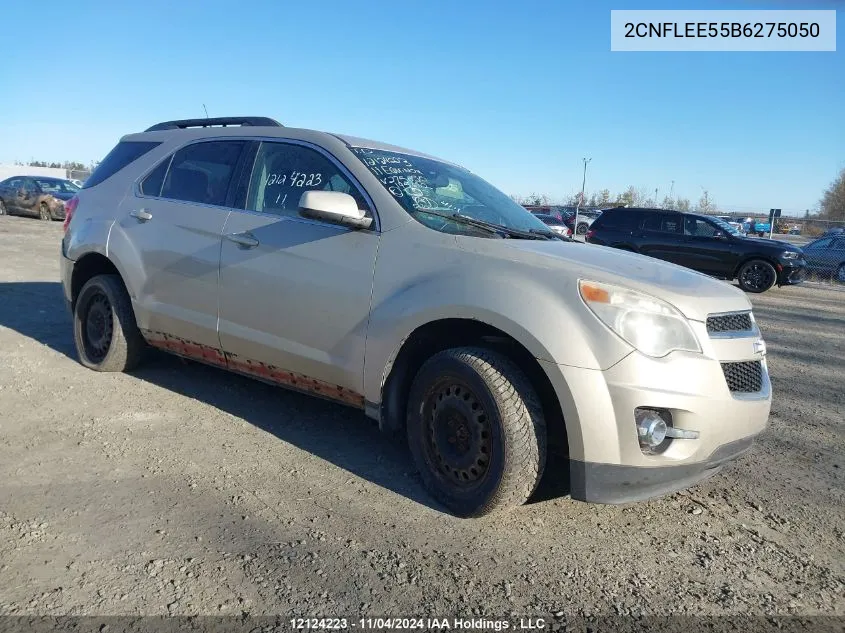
[
  {"x1": 0, "y1": 200, "x2": 6, "y2": 215},
  {"x1": 39, "y1": 203, "x2": 52, "y2": 221},
  {"x1": 73, "y1": 274, "x2": 146, "y2": 372},
  {"x1": 837, "y1": 264, "x2": 845, "y2": 284},
  {"x1": 406, "y1": 347, "x2": 546, "y2": 517},
  {"x1": 576, "y1": 222, "x2": 588, "y2": 235},
  {"x1": 737, "y1": 259, "x2": 777, "y2": 293},
  {"x1": 757, "y1": 231, "x2": 764, "y2": 238}
]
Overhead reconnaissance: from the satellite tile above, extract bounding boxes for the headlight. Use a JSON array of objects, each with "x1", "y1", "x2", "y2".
[
  {"x1": 578, "y1": 280, "x2": 701, "y2": 358},
  {"x1": 780, "y1": 251, "x2": 800, "y2": 260}
]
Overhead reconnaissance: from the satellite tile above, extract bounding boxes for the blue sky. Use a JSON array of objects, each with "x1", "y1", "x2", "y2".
[{"x1": 0, "y1": 0, "x2": 842, "y2": 215}]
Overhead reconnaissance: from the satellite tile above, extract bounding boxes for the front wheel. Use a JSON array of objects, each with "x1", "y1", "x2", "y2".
[
  {"x1": 0, "y1": 199, "x2": 6, "y2": 215},
  {"x1": 406, "y1": 347, "x2": 546, "y2": 517},
  {"x1": 73, "y1": 274, "x2": 146, "y2": 372},
  {"x1": 576, "y1": 222, "x2": 589, "y2": 235},
  {"x1": 737, "y1": 259, "x2": 777, "y2": 293}
]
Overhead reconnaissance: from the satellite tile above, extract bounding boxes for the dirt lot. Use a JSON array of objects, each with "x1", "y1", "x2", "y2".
[{"x1": 0, "y1": 215, "x2": 843, "y2": 620}]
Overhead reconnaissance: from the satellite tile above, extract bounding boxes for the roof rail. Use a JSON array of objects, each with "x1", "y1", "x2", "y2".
[{"x1": 144, "y1": 116, "x2": 283, "y2": 132}]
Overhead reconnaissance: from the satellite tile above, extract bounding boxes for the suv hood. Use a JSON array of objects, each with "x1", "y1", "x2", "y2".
[
  {"x1": 736, "y1": 235, "x2": 802, "y2": 252},
  {"x1": 457, "y1": 238, "x2": 752, "y2": 321}
]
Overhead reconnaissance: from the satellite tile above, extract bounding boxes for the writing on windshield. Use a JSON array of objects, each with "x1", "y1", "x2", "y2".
[{"x1": 350, "y1": 147, "x2": 549, "y2": 236}]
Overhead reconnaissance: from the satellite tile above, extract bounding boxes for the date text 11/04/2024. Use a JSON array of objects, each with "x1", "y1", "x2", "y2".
[
  {"x1": 290, "y1": 617, "x2": 548, "y2": 630},
  {"x1": 624, "y1": 22, "x2": 821, "y2": 39}
]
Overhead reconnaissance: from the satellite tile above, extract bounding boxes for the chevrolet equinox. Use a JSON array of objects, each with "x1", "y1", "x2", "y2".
[{"x1": 61, "y1": 117, "x2": 772, "y2": 517}]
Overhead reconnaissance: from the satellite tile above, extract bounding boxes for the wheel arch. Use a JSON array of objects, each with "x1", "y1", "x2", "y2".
[
  {"x1": 70, "y1": 252, "x2": 124, "y2": 310},
  {"x1": 377, "y1": 317, "x2": 569, "y2": 458}
]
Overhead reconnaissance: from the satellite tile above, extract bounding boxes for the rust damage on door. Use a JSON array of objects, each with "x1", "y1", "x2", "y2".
[{"x1": 141, "y1": 330, "x2": 365, "y2": 408}]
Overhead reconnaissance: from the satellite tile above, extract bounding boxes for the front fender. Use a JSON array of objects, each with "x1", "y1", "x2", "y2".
[{"x1": 362, "y1": 226, "x2": 633, "y2": 404}]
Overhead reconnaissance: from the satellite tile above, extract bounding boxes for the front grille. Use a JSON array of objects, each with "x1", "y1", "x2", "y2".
[
  {"x1": 721, "y1": 361, "x2": 763, "y2": 393},
  {"x1": 707, "y1": 312, "x2": 753, "y2": 334}
]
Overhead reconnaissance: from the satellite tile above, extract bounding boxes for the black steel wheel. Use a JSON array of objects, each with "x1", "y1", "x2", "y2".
[
  {"x1": 737, "y1": 259, "x2": 777, "y2": 293},
  {"x1": 81, "y1": 291, "x2": 114, "y2": 363},
  {"x1": 406, "y1": 347, "x2": 546, "y2": 517},
  {"x1": 423, "y1": 378, "x2": 493, "y2": 488},
  {"x1": 73, "y1": 274, "x2": 146, "y2": 371}
]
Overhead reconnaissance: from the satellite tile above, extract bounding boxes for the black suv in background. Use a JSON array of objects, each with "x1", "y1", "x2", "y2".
[{"x1": 586, "y1": 207, "x2": 807, "y2": 293}]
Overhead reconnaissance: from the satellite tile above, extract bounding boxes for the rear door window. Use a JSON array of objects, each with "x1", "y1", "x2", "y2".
[
  {"x1": 643, "y1": 213, "x2": 683, "y2": 234},
  {"x1": 160, "y1": 141, "x2": 246, "y2": 206},
  {"x1": 84, "y1": 141, "x2": 161, "y2": 189},
  {"x1": 140, "y1": 157, "x2": 172, "y2": 197},
  {"x1": 596, "y1": 210, "x2": 638, "y2": 231}
]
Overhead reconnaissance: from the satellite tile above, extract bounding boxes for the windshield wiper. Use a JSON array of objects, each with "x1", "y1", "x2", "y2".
[{"x1": 415, "y1": 209, "x2": 555, "y2": 240}]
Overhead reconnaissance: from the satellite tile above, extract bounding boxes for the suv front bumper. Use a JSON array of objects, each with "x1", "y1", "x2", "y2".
[
  {"x1": 540, "y1": 349, "x2": 771, "y2": 504},
  {"x1": 777, "y1": 260, "x2": 807, "y2": 286}
]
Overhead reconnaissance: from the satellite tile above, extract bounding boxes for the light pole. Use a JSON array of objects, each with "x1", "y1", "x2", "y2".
[{"x1": 575, "y1": 158, "x2": 591, "y2": 239}]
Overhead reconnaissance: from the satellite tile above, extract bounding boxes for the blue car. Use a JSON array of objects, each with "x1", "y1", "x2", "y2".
[{"x1": 742, "y1": 218, "x2": 771, "y2": 237}]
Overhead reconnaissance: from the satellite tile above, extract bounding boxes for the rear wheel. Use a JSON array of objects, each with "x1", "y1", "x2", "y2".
[
  {"x1": 73, "y1": 274, "x2": 146, "y2": 372},
  {"x1": 39, "y1": 203, "x2": 52, "y2": 221},
  {"x1": 576, "y1": 222, "x2": 589, "y2": 235},
  {"x1": 406, "y1": 347, "x2": 546, "y2": 517},
  {"x1": 0, "y1": 200, "x2": 6, "y2": 215},
  {"x1": 737, "y1": 259, "x2": 777, "y2": 293}
]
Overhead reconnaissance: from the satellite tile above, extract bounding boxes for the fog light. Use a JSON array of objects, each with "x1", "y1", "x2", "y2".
[{"x1": 636, "y1": 410, "x2": 668, "y2": 448}]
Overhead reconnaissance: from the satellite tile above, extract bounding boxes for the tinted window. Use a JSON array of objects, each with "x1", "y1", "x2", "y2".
[
  {"x1": 806, "y1": 238, "x2": 833, "y2": 250},
  {"x1": 685, "y1": 217, "x2": 719, "y2": 237},
  {"x1": 161, "y1": 141, "x2": 245, "y2": 206},
  {"x1": 594, "y1": 209, "x2": 638, "y2": 231},
  {"x1": 84, "y1": 141, "x2": 161, "y2": 189},
  {"x1": 643, "y1": 213, "x2": 682, "y2": 234},
  {"x1": 246, "y1": 142, "x2": 369, "y2": 217},
  {"x1": 140, "y1": 157, "x2": 171, "y2": 197},
  {"x1": 833, "y1": 238, "x2": 845, "y2": 250}
]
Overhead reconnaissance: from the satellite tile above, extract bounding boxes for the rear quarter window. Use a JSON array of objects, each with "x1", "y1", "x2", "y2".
[
  {"x1": 594, "y1": 210, "x2": 639, "y2": 231},
  {"x1": 83, "y1": 141, "x2": 161, "y2": 189}
]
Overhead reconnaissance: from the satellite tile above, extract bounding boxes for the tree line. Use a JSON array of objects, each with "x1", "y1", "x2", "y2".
[
  {"x1": 14, "y1": 160, "x2": 96, "y2": 172},
  {"x1": 819, "y1": 168, "x2": 845, "y2": 222}
]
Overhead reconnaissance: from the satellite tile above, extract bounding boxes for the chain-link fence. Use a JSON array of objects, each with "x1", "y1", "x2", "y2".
[{"x1": 795, "y1": 222, "x2": 845, "y2": 285}]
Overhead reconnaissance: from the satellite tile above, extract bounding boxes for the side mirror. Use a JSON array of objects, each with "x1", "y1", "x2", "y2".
[{"x1": 298, "y1": 191, "x2": 373, "y2": 230}]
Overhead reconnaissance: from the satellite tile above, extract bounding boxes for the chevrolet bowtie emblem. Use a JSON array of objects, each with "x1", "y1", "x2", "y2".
[{"x1": 753, "y1": 340, "x2": 767, "y2": 356}]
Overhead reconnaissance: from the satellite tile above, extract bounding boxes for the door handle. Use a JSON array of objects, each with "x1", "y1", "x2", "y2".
[
  {"x1": 225, "y1": 232, "x2": 259, "y2": 248},
  {"x1": 129, "y1": 209, "x2": 153, "y2": 221}
]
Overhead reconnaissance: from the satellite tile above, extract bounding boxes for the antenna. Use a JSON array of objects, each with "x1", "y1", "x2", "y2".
[{"x1": 202, "y1": 104, "x2": 209, "y2": 119}]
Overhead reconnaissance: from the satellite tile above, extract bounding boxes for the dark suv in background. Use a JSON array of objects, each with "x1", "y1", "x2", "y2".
[{"x1": 586, "y1": 207, "x2": 807, "y2": 293}]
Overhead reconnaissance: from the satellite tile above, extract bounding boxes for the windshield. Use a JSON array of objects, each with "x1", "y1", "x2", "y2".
[
  {"x1": 350, "y1": 147, "x2": 552, "y2": 237},
  {"x1": 34, "y1": 179, "x2": 80, "y2": 194},
  {"x1": 710, "y1": 216, "x2": 742, "y2": 236}
]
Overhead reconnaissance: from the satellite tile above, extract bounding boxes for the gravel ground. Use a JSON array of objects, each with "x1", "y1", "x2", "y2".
[{"x1": 0, "y1": 215, "x2": 843, "y2": 621}]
